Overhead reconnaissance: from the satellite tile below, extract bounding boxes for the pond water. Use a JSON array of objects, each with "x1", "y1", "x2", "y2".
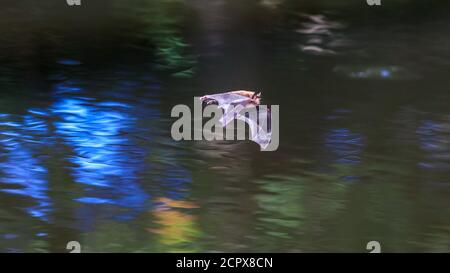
[{"x1": 0, "y1": 0, "x2": 449, "y2": 252}]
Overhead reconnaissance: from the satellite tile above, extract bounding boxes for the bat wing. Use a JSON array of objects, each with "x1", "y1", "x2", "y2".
[{"x1": 235, "y1": 107, "x2": 272, "y2": 150}]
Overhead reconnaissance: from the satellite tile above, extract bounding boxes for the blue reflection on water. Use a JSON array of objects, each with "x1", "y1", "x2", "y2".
[
  {"x1": 324, "y1": 128, "x2": 364, "y2": 165},
  {"x1": 380, "y1": 69, "x2": 391, "y2": 78},
  {"x1": 158, "y1": 165, "x2": 193, "y2": 201},
  {"x1": 57, "y1": 59, "x2": 82, "y2": 66},
  {"x1": 416, "y1": 120, "x2": 450, "y2": 171},
  {"x1": 50, "y1": 77, "x2": 193, "y2": 223},
  {"x1": 0, "y1": 72, "x2": 194, "y2": 230},
  {"x1": 52, "y1": 94, "x2": 149, "y2": 216},
  {"x1": 0, "y1": 112, "x2": 52, "y2": 221}
]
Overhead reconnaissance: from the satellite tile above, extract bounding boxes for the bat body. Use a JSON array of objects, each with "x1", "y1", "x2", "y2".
[{"x1": 200, "y1": 90, "x2": 261, "y2": 108}]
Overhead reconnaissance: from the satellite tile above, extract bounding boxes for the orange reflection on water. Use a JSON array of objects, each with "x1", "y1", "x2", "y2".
[{"x1": 148, "y1": 197, "x2": 201, "y2": 252}]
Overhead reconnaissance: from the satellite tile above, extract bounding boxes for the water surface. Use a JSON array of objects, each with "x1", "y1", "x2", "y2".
[{"x1": 0, "y1": 0, "x2": 449, "y2": 252}]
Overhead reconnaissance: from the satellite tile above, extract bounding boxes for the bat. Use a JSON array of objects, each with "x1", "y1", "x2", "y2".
[{"x1": 199, "y1": 90, "x2": 272, "y2": 150}]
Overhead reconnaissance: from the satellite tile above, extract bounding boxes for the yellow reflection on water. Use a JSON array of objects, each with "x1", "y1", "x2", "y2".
[{"x1": 148, "y1": 197, "x2": 201, "y2": 252}]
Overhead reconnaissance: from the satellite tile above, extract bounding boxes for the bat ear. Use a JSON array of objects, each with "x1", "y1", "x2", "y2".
[{"x1": 252, "y1": 91, "x2": 262, "y2": 99}]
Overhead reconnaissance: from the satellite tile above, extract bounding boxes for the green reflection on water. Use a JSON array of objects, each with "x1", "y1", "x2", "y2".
[{"x1": 113, "y1": 0, "x2": 197, "y2": 77}]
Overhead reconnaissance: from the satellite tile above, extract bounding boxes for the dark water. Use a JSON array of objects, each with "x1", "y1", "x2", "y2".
[{"x1": 0, "y1": 0, "x2": 449, "y2": 252}]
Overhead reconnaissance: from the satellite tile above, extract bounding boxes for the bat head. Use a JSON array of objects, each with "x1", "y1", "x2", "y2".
[
  {"x1": 251, "y1": 91, "x2": 262, "y2": 104},
  {"x1": 200, "y1": 96, "x2": 218, "y2": 106}
]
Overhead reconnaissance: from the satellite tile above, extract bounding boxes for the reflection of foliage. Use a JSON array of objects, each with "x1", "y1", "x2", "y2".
[
  {"x1": 420, "y1": 225, "x2": 450, "y2": 252},
  {"x1": 254, "y1": 171, "x2": 350, "y2": 250},
  {"x1": 0, "y1": 1, "x2": 197, "y2": 78},
  {"x1": 113, "y1": 0, "x2": 197, "y2": 78},
  {"x1": 152, "y1": 210, "x2": 199, "y2": 250},
  {"x1": 260, "y1": 0, "x2": 284, "y2": 9},
  {"x1": 154, "y1": 36, "x2": 196, "y2": 78},
  {"x1": 80, "y1": 222, "x2": 156, "y2": 252},
  {"x1": 256, "y1": 153, "x2": 449, "y2": 252},
  {"x1": 255, "y1": 176, "x2": 304, "y2": 231},
  {"x1": 148, "y1": 198, "x2": 202, "y2": 252}
]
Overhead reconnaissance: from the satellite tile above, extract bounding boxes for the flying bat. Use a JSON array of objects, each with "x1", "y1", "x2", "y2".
[{"x1": 199, "y1": 90, "x2": 273, "y2": 150}]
